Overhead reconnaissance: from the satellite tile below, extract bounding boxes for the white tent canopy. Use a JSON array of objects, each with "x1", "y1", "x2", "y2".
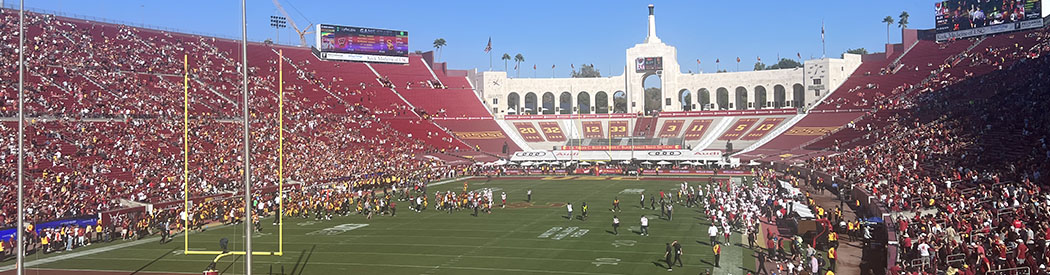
[{"x1": 656, "y1": 161, "x2": 672, "y2": 165}]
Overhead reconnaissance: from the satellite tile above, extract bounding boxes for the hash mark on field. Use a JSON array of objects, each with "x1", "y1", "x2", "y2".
[
  {"x1": 611, "y1": 240, "x2": 636, "y2": 247},
  {"x1": 591, "y1": 258, "x2": 621, "y2": 266}
]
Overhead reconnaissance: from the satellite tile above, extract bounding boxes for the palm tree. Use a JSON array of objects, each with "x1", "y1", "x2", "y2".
[
  {"x1": 501, "y1": 53, "x2": 511, "y2": 72},
  {"x1": 432, "y1": 38, "x2": 446, "y2": 62},
  {"x1": 513, "y1": 53, "x2": 525, "y2": 78},
  {"x1": 882, "y1": 16, "x2": 894, "y2": 44},
  {"x1": 898, "y1": 11, "x2": 910, "y2": 29}
]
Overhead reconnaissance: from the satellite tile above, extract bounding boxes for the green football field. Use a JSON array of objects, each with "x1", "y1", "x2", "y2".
[{"x1": 9, "y1": 176, "x2": 757, "y2": 275}]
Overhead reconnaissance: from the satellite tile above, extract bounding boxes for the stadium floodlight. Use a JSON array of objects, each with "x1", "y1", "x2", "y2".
[{"x1": 269, "y1": 15, "x2": 287, "y2": 44}]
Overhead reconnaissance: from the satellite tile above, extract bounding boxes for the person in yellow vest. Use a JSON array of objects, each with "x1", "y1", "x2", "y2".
[
  {"x1": 713, "y1": 243, "x2": 722, "y2": 267},
  {"x1": 825, "y1": 270, "x2": 834, "y2": 275},
  {"x1": 828, "y1": 246, "x2": 837, "y2": 271},
  {"x1": 41, "y1": 235, "x2": 49, "y2": 254},
  {"x1": 96, "y1": 224, "x2": 103, "y2": 243},
  {"x1": 828, "y1": 231, "x2": 838, "y2": 248}
]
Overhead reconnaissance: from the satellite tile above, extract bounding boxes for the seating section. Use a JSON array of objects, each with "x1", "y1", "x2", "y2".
[
  {"x1": 0, "y1": 10, "x2": 474, "y2": 225},
  {"x1": 749, "y1": 27, "x2": 1049, "y2": 161},
  {"x1": 400, "y1": 88, "x2": 493, "y2": 118},
  {"x1": 435, "y1": 119, "x2": 522, "y2": 154}
]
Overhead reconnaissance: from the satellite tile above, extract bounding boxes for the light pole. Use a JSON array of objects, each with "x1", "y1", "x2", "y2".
[
  {"x1": 17, "y1": 1, "x2": 26, "y2": 273},
  {"x1": 240, "y1": 0, "x2": 253, "y2": 273},
  {"x1": 269, "y1": 15, "x2": 287, "y2": 45}
]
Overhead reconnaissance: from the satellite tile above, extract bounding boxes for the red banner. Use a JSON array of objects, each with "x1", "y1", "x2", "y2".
[
  {"x1": 581, "y1": 121, "x2": 605, "y2": 138},
  {"x1": 513, "y1": 122, "x2": 545, "y2": 142},
  {"x1": 537, "y1": 122, "x2": 566, "y2": 141},
  {"x1": 657, "y1": 119, "x2": 686, "y2": 138},
  {"x1": 682, "y1": 119, "x2": 713, "y2": 140},
  {"x1": 718, "y1": 118, "x2": 759, "y2": 140},
  {"x1": 740, "y1": 117, "x2": 785, "y2": 140},
  {"x1": 608, "y1": 120, "x2": 630, "y2": 138},
  {"x1": 597, "y1": 168, "x2": 623, "y2": 175},
  {"x1": 560, "y1": 145, "x2": 681, "y2": 151}
]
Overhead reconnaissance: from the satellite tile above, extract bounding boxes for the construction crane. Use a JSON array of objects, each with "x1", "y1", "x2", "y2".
[{"x1": 272, "y1": 0, "x2": 313, "y2": 47}]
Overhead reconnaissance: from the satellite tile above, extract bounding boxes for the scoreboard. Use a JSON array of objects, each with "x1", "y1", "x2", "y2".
[
  {"x1": 635, "y1": 57, "x2": 663, "y2": 72},
  {"x1": 316, "y1": 24, "x2": 409, "y2": 63},
  {"x1": 934, "y1": 0, "x2": 1043, "y2": 41}
]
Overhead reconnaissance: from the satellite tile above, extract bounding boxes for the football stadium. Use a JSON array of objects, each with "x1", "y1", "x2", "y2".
[{"x1": 1, "y1": 1, "x2": 1049, "y2": 274}]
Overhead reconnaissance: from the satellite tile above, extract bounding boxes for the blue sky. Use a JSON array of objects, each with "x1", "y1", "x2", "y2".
[{"x1": 12, "y1": 0, "x2": 934, "y2": 76}]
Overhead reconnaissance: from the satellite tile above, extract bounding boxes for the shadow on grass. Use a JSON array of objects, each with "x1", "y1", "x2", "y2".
[
  {"x1": 130, "y1": 247, "x2": 177, "y2": 275},
  {"x1": 220, "y1": 254, "x2": 242, "y2": 275},
  {"x1": 288, "y1": 244, "x2": 316, "y2": 275}
]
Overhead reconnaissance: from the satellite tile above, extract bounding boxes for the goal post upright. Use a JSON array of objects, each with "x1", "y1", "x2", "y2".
[
  {"x1": 278, "y1": 49, "x2": 285, "y2": 255},
  {"x1": 180, "y1": 51, "x2": 286, "y2": 257},
  {"x1": 183, "y1": 54, "x2": 190, "y2": 254}
]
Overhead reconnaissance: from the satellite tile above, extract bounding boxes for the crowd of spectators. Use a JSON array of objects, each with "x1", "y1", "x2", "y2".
[
  {"x1": 807, "y1": 26, "x2": 1050, "y2": 274},
  {"x1": 0, "y1": 9, "x2": 470, "y2": 235}
]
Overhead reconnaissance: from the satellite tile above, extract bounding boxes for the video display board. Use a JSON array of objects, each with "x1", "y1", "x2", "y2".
[
  {"x1": 316, "y1": 24, "x2": 409, "y2": 63},
  {"x1": 935, "y1": 0, "x2": 1043, "y2": 41},
  {"x1": 635, "y1": 57, "x2": 663, "y2": 72}
]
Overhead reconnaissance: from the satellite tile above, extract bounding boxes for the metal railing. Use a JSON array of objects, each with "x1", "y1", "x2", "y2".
[{"x1": 989, "y1": 266, "x2": 1030, "y2": 275}]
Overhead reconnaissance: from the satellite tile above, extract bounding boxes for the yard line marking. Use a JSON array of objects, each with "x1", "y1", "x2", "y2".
[
  {"x1": 591, "y1": 257, "x2": 621, "y2": 266},
  {"x1": 0, "y1": 222, "x2": 244, "y2": 272},
  {"x1": 0, "y1": 234, "x2": 166, "y2": 272},
  {"x1": 3, "y1": 268, "x2": 197, "y2": 275},
  {"x1": 58, "y1": 256, "x2": 626, "y2": 275}
]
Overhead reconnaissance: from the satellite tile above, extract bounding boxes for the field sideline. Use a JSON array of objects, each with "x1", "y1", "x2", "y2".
[{"x1": 4, "y1": 176, "x2": 757, "y2": 275}]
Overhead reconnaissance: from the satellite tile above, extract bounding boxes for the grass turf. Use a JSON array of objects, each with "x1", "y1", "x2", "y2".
[{"x1": 25, "y1": 177, "x2": 757, "y2": 275}]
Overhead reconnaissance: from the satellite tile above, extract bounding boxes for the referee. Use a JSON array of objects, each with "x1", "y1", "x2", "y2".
[
  {"x1": 664, "y1": 243, "x2": 674, "y2": 271},
  {"x1": 671, "y1": 240, "x2": 683, "y2": 268}
]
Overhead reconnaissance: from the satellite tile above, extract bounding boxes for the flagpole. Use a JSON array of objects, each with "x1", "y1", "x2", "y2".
[
  {"x1": 821, "y1": 20, "x2": 827, "y2": 59},
  {"x1": 489, "y1": 51, "x2": 492, "y2": 71}
]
